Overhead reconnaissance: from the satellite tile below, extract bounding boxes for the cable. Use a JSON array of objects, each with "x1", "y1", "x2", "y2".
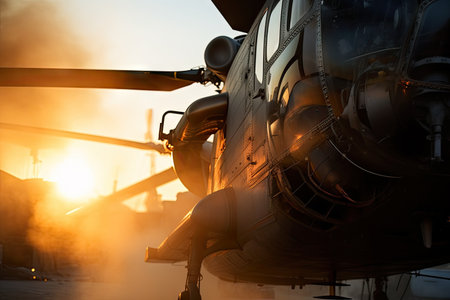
[{"x1": 328, "y1": 139, "x2": 401, "y2": 179}]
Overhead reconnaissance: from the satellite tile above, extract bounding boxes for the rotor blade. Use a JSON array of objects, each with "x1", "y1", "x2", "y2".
[
  {"x1": 66, "y1": 167, "x2": 177, "y2": 216},
  {"x1": 101, "y1": 167, "x2": 177, "y2": 203},
  {"x1": 0, "y1": 122, "x2": 169, "y2": 153},
  {"x1": 0, "y1": 67, "x2": 204, "y2": 91}
]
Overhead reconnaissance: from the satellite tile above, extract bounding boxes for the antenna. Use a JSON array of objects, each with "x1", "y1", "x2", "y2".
[
  {"x1": 145, "y1": 109, "x2": 162, "y2": 212},
  {"x1": 146, "y1": 109, "x2": 156, "y2": 176},
  {"x1": 30, "y1": 148, "x2": 42, "y2": 178}
]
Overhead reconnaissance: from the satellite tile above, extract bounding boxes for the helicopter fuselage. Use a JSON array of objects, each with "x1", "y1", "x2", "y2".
[{"x1": 197, "y1": 0, "x2": 450, "y2": 285}]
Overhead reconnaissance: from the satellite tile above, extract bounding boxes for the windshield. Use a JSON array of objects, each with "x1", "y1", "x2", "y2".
[
  {"x1": 321, "y1": 0, "x2": 418, "y2": 80},
  {"x1": 408, "y1": 0, "x2": 450, "y2": 81}
]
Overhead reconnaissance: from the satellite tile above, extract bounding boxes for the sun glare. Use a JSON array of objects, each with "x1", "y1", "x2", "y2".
[{"x1": 51, "y1": 156, "x2": 95, "y2": 203}]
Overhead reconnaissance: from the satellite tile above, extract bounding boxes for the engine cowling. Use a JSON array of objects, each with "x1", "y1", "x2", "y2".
[
  {"x1": 204, "y1": 36, "x2": 242, "y2": 82},
  {"x1": 169, "y1": 93, "x2": 228, "y2": 197}
]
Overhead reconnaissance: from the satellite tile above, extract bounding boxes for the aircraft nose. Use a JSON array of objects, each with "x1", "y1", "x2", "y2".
[{"x1": 353, "y1": 0, "x2": 450, "y2": 166}]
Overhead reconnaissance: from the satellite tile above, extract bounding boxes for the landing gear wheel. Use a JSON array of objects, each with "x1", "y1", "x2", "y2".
[
  {"x1": 178, "y1": 288, "x2": 201, "y2": 300},
  {"x1": 178, "y1": 290, "x2": 190, "y2": 300}
]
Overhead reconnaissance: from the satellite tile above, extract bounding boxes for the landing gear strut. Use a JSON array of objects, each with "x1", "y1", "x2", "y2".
[
  {"x1": 373, "y1": 277, "x2": 389, "y2": 300},
  {"x1": 178, "y1": 235, "x2": 206, "y2": 300}
]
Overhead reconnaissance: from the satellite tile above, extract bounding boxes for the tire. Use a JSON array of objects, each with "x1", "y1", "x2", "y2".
[{"x1": 178, "y1": 290, "x2": 190, "y2": 300}]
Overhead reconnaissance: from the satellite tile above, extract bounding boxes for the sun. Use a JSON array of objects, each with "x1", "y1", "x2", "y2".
[{"x1": 51, "y1": 156, "x2": 95, "y2": 203}]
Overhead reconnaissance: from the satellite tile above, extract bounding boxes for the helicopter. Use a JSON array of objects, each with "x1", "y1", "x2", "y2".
[{"x1": 0, "y1": 0, "x2": 449, "y2": 299}]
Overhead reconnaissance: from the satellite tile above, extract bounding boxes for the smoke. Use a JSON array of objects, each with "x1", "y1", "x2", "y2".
[
  {"x1": 0, "y1": 0, "x2": 100, "y2": 153},
  {"x1": 0, "y1": 2, "x2": 187, "y2": 299},
  {"x1": 0, "y1": 0, "x2": 117, "y2": 292},
  {"x1": 0, "y1": 0, "x2": 100, "y2": 277},
  {"x1": 25, "y1": 189, "x2": 187, "y2": 299}
]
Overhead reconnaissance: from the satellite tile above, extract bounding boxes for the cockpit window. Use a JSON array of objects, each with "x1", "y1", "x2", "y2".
[
  {"x1": 321, "y1": 0, "x2": 418, "y2": 80},
  {"x1": 255, "y1": 11, "x2": 267, "y2": 85},
  {"x1": 266, "y1": 1, "x2": 282, "y2": 60},
  {"x1": 410, "y1": 0, "x2": 450, "y2": 63},
  {"x1": 288, "y1": 0, "x2": 314, "y2": 30}
]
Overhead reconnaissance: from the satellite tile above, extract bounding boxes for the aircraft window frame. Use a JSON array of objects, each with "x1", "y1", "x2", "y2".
[
  {"x1": 266, "y1": 0, "x2": 283, "y2": 60},
  {"x1": 287, "y1": 0, "x2": 313, "y2": 30},
  {"x1": 255, "y1": 10, "x2": 268, "y2": 86}
]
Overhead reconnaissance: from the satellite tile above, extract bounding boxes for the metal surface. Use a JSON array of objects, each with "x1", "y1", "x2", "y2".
[{"x1": 154, "y1": 1, "x2": 450, "y2": 297}]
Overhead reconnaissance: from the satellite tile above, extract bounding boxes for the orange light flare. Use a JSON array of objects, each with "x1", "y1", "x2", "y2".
[
  {"x1": 400, "y1": 80, "x2": 412, "y2": 95},
  {"x1": 48, "y1": 155, "x2": 96, "y2": 204},
  {"x1": 295, "y1": 134, "x2": 304, "y2": 140}
]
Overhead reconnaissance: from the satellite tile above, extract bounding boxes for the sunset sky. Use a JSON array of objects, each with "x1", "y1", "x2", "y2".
[{"x1": 0, "y1": 0, "x2": 241, "y2": 206}]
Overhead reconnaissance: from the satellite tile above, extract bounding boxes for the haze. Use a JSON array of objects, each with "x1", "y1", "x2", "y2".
[{"x1": 0, "y1": 0, "x2": 239, "y2": 202}]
